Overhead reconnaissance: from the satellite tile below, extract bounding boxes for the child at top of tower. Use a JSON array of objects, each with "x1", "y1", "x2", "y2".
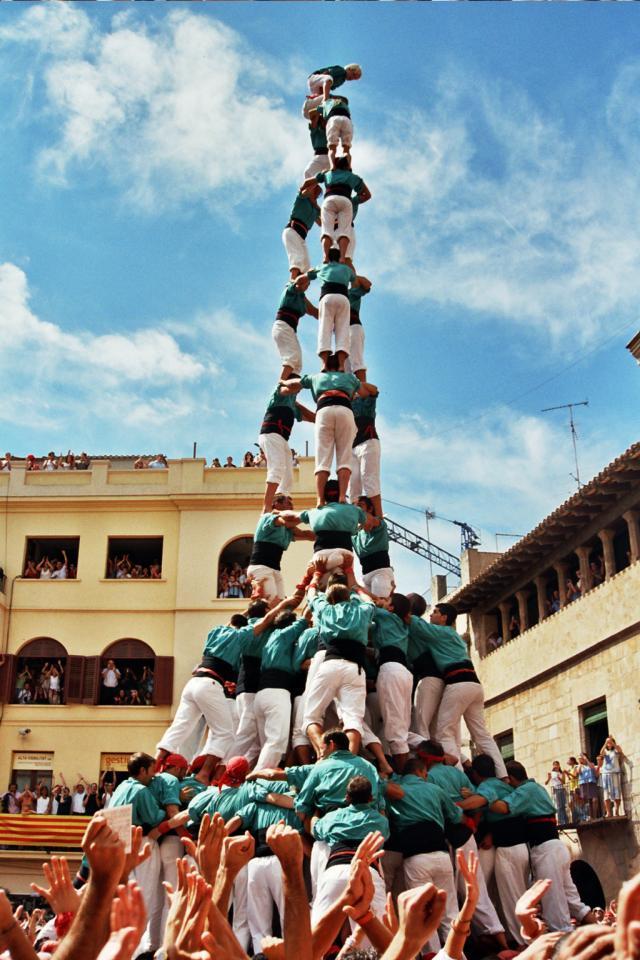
[{"x1": 303, "y1": 64, "x2": 362, "y2": 118}]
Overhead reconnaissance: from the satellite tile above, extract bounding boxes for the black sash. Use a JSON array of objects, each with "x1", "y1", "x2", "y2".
[
  {"x1": 197, "y1": 655, "x2": 236, "y2": 684},
  {"x1": 444, "y1": 821, "x2": 473, "y2": 849},
  {"x1": 327, "y1": 842, "x2": 381, "y2": 871},
  {"x1": 350, "y1": 309, "x2": 361, "y2": 326},
  {"x1": 354, "y1": 416, "x2": 378, "y2": 447},
  {"x1": 527, "y1": 817, "x2": 559, "y2": 846},
  {"x1": 397, "y1": 821, "x2": 447, "y2": 856},
  {"x1": 379, "y1": 646, "x2": 408, "y2": 668},
  {"x1": 361, "y1": 550, "x2": 390, "y2": 574},
  {"x1": 324, "y1": 637, "x2": 367, "y2": 669},
  {"x1": 492, "y1": 816, "x2": 528, "y2": 847},
  {"x1": 236, "y1": 655, "x2": 261, "y2": 696},
  {"x1": 325, "y1": 182, "x2": 352, "y2": 198},
  {"x1": 443, "y1": 661, "x2": 479, "y2": 685},
  {"x1": 287, "y1": 219, "x2": 308, "y2": 239},
  {"x1": 275, "y1": 308, "x2": 301, "y2": 332},
  {"x1": 315, "y1": 147, "x2": 329, "y2": 155},
  {"x1": 317, "y1": 393, "x2": 352, "y2": 411},
  {"x1": 412, "y1": 650, "x2": 442, "y2": 681},
  {"x1": 261, "y1": 405, "x2": 295, "y2": 441},
  {"x1": 249, "y1": 540, "x2": 284, "y2": 571},
  {"x1": 314, "y1": 530, "x2": 353, "y2": 551},
  {"x1": 258, "y1": 668, "x2": 295, "y2": 693},
  {"x1": 320, "y1": 281, "x2": 349, "y2": 299},
  {"x1": 327, "y1": 106, "x2": 350, "y2": 119}
]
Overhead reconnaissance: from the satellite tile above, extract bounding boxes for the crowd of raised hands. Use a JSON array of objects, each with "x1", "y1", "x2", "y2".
[{"x1": 1, "y1": 812, "x2": 639, "y2": 960}]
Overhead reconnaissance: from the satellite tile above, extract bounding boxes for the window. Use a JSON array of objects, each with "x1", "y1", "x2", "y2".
[
  {"x1": 581, "y1": 698, "x2": 608, "y2": 761},
  {"x1": 23, "y1": 537, "x2": 79, "y2": 580},
  {"x1": 100, "y1": 639, "x2": 156, "y2": 705},
  {"x1": 105, "y1": 537, "x2": 163, "y2": 579},
  {"x1": 218, "y1": 536, "x2": 253, "y2": 599},
  {"x1": 100, "y1": 753, "x2": 132, "y2": 790},
  {"x1": 13, "y1": 638, "x2": 68, "y2": 705},
  {"x1": 495, "y1": 730, "x2": 515, "y2": 764}
]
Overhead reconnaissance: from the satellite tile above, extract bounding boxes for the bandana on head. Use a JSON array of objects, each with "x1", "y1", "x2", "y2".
[{"x1": 217, "y1": 756, "x2": 249, "y2": 788}]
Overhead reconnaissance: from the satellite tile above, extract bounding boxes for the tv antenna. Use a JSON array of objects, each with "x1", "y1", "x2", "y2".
[{"x1": 541, "y1": 400, "x2": 589, "y2": 488}]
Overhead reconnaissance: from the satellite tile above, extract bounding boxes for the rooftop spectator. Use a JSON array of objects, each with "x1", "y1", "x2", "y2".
[
  {"x1": 25, "y1": 454, "x2": 39, "y2": 471},
  {"x1": 76, "y1": 451, "x2": 91, "y2": 470},
  {"x1": 210, "y1": 457, "x2": 222, "y2": 468},
  {"x1": 599, "y1": 736, "x2": 626, "y2": 818},
  {"x1": 566, "y1": 576, "x2": 580, "y2": 602},
  {"x1": 253, "y1": 450, "x2": 266, "y2": 467},
  {"x1": 43, "y1": 452, "x2": 57, "y2": 471},
  {"x1": 242, "y1": 451, "x2": 255, "y2": 467},
  {"x1": 0, "y1": 452, "x2": 11, "y2": 471},
  {"x1": 486, "y1": 631, "x2": 503, "y2": 651},
  {"x1": 223, "y1": 455, "x2": 237, "y2": 468},
  {"x1": 508, "y1": 613, "x2": 520, "y2": 638},
  {"x1": 148, "y1": 454, "x2": 168, "y2": 469}
]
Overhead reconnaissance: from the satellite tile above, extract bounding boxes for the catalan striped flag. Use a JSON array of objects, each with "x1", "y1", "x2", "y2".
[{"x1": 0, "y1": 814, "x2": 89, "y2": 849}]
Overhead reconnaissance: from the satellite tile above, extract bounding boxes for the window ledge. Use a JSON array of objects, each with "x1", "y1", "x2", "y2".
[
  {"x1": 98, "y1": 578, "x2": 167, "y2": 583},
  {"x1": 17, "y1": 578, "x2": 81, "y2": 583}
]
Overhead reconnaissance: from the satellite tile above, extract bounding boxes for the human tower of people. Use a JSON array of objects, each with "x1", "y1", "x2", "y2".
[{"x1": 104, "y1": 65, "x2": 597, "y2": 959}]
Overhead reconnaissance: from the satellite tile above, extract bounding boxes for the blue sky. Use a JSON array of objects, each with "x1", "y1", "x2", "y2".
[{"x1": 0, "y1": 1, "x2": 638, "y2": 593}]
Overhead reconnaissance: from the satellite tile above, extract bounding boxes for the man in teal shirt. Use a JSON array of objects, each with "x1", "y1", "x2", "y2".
[
  {"x1": 303, "y1": 248, "x2": 355, "y2": 369},
  {"x1": 281, "y1": 182, "x2": 321, "y2": 280},
  {"x1": 257, "y1": 385, "x2": 315, "y2": 514},
  {"x1": 348, "y1": 274, "x2": 371, "y2": 379},
  {"x1": 407, "y1": 593, "x2": 444, "y2": 745},
  {"x1": 352, "y1": 496, "x2": 392, "y2": 595},
  {"x1": 247, "y1": 496, "x2": 314, "y2": 603},
  {"x1": 371, "y1": 594, "x2": 413, "y2": 769},
  {"x1": 271, "y1": 275, "x2": 319, "y2": 382},
  {"x1": 305, "y1": 157, "x2": 371, "y2": 263}
]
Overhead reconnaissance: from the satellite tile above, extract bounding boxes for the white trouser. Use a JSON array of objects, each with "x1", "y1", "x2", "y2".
[
  {"x1": 377, "y1": 661, "x2": 413, "y2": 755},
  {"x1": 345, "y1": 224, "x2": 356, "y2": 261},
  {"x1": 317, "y1": 293, "x2": 350, "y2": 356},
  {"x1": 312, "y1": 863, "x2": 386, "y2": 943},
  {"x1": 259, "y1": 432, "x2": 294, "y2": 492},
  {"x1": 232, "y1": 865, "x2": 250, "y2": 950},
  {"x1": 312, "y1": 548, "x2": 354, "y2": 583},
  {"x1": 304, "y1": 152, "x2": 331, "y2": 180},
  {"x1": 315, "y1": 404, "x2": 356, "y2": 473},
  {"x1": 292, "y1": 650, "x2": 326, "y2": 749},
  {"x1": 403, "y1": 850, "x2": 458, "y2": 952},
  {"x1": 531, "y1": 839, "x2": 590, "y2": 931},
  {"x1": 307, "y1": 73, "x2": 333, "y2": 96},
  {"x1": 158, "y1": 676, "x2": 235, "y2": 761},
  {"x1": 456, "y1": 835, "x2": 504, "y2": 937},
  {"x1": 254, "y1": 688, "x2": 292, "y2": 769},
  {"x1": 321, "y1": 194, "x2": 353, "y2": 242},
  {"x1": 271, "y1": 320, "x2": 302, "y2": 375},
  {"x1": 326, "y1": 115, "x2": 353, "y2": 150},
  {"x1": 350, "y1": 437, "x2": 381, "y2": 499},
  {"x1": 282, "y1": 226, "x2": 310, "y2": 274},
  {"x1": 134, "y1": 838, "x2": 163, "y2": 956},
  {"x1": 159, "y1": 836, "x2": 183, "y2": 938},
  {"x1": 348, "y1": 323, "x2": 365, "y2": 374},
  {"x1": 365, "y1": 689, "x2": 387, "y2": 748},
  {"x1": 246, "y1": 565, "x2": 285, "y2": 604},
  {"x1": 435, "y1": 681, "x2": 507, "y2": 778},
  {"x1": 481, "y1": 843, "x2": 530, "y2": 944},
  {"x1": 361, "y1": 567, "x2": 395, "y2": 600},
  {"x1": 234, "y1": 692, "x2": 260, "y2": 766},
  {"x1": 303, "y1": 657, "x2": 366, "y2": 736},
  {"x1": 247, "y1": 854, "x2": 285, "y2": 953},
  {"x1": 310, "y1": 839, "x2": 330, "y2": 898},
  {"x1": 411, "y1": 676, "x2": 445, "y2": 742}
]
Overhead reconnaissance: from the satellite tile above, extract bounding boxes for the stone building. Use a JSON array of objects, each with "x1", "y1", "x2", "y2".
[{"x1": 447, "y1": 440, "x2": 640, "y2": 900}]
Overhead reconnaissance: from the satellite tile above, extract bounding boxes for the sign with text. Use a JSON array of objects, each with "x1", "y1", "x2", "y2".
[
  {"x1": 101, "y1": 753, "x2": 131, "y2": 772},
  {"x1": 12, "y1": 752, "x2": 54, "y2": 771}
]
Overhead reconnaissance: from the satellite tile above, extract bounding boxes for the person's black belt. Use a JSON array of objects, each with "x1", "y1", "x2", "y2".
[
  {"x1": 379, "y1": 646, "x2": 408, "y2": 668},
  {"x1": 317, "y1": 393, "x2": 352, "y2": 411},
  {"x1": 275, "y1": 308, "x2": 302, "y2": 332},
  {"x1": 361, "y1": 550, "x2": 390, "y2": 575},
  {"x1": 444, "y1": 821, "x2": 473, "y2": 850},
  {"x1": 236, "y1": 655, "x2": 262, "y2": 696},
  {"x1": 411, "y1": 650, "x2": 442, "y2": 681},
  {"x1": 492, "y1": 816, "x2": 528, "y2": 847},
  {"x1": 397, "y1": 821, "x2": 447, "y2": 856},
  {"x1": 258, "y1": 668, "x2": 295, "y2": 693},
  {"x1": 195, "y1": 655, "x2": 236, "y2": 685},
  {"x1": 526, "y1": 816, "x2": 559, "y2": 846},
  {"x1": 320, "y1": 281, "x2": 349, "y2": 300},
  {"x1": 324, "y1": 637, "x2": 367, "y2": 669},
  {"x1": 350, "y1": 309, "x2": 361, "y2": 326},
  {"x1": 249, "y1": 540, "x2": 285, "y2": 571},
  {"x1": 260, "y1": 405, "x2": 296, "y2": 441},
  {"x1": 287, "y1": 219, "x2": 309, "y2": 239},
  {"x1": 253, "y1": 827, "x2": 275, "y2": 858},
  {"x1": 314, "y1": 529, "x2": 353, "y2": 551},
  {"x1": 325, "y1": 182, "x2": 352, "y2": 198},
  {"x1": 327, "y1": 106, "x2": 351, "y2": 119},
  {"x1": 443, "y1": 661, "x2": 479, "y2": 685},
  {"x1": 354, "y1": 417, "x2": 378, "y2": 447},
  {"x1": 328, "y1": 842, "x2": 381, "y2": 871},
  {"x1": 314, "y1": 147, "x2": 329, "y2": 155},
  {"x1": 291, "y1": 674, "x2": 306, "y2": 698}
]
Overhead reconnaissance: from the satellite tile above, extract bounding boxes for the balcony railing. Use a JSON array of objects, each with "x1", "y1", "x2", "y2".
[{"x1": 548, "y1": 771, "x2": 632, "y2": 829}]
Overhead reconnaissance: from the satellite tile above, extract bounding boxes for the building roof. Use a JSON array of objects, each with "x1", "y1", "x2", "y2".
[{"x1": 449, "y1": 441, "x2": 640, "y2": 613}]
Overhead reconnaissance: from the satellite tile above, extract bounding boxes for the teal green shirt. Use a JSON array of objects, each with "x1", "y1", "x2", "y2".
[
  {"x1": 371, "y1": 607, "x2": 409, "y2": 655},
  {"x1": 349, "y1": 285, "x2": 369, "y2": 315},
  {"x1": 179, "y1": 775, "x2": 208, "y2": 807},
  {"x1": 261, "y1": 619, "x2": 307, "y2": 674},
  {"x1": 309, "y1": 119, "x2": 327, "y2": 151},
  {"x1": 285, "y1": 764, "x2": 314, "y2": 792},
  {"x1": 278, "y1": 282, "x2": 307, "y2": 317},
  {"x1": 299, "y1": 501, "x2": 366, "y2": 532},
  {"x1": 187, "y1": 780, "x2": 270, "y2": 826},
  {"x1": 407, "y1": 617, "x2": 469, "y2": 673},
  {"x1": 352, "y1": 518, "x2": 387, "y2": 558},
  {"x1": 307, "y1": 262, "x2": 355, "y2": 288},
  {"x1": 235, "y1": 800, "x2": 301, "y2": 834},
  {"x1": 320, "y1": 96, "x2": 351, "y2": 120},
  {"x1": 149, "y1": 772, "x2": 181, "y2": 809},
  {"x1": 295, "y1": 751, "x2": 383, "y2": 816},
  {"x1": 313, "y1": 803, "x2": 390, "y2": 846},
  {"x1": 316, "y1": 170, "x2": 364, "y2": 207},
  {"x1": 427, "y1": 763, "x2": 475, "y2": 802},
  {"x1": 254, "y1": 513, "x2": 295, "y2": 549},
  {"x1": 292, "y1": 627, "x2": 319, "y2": 673},
  {"x1": 351, "y1": 394, "x2": 377, "y2": 421},
  {"x1": 310, "y1": 593, "x2": 375, "y2": 646},
  {"x1": 506, "y1": 780, "x2": 555, "y2": 818},
  {"x1": 299, "y1": 370, "x2": 360, "y2": 403},
  {"x1": 387, "y1": 775, "x2": 462, "y2": 833},
  {"x1": 289, "y1": 192, "x2": 320, "y2": 230},
  {"x1": 475, "y1": 778, "x2": 516, "y2": 823},
  {"x1": 111, "y1": 778, "x2": 164, "y2": 829},
  {"x1": 202, "y1": 624, "x2": 257, "y2": 672}
]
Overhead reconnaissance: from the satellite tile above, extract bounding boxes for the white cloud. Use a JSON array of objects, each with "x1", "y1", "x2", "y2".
[{"x1": 0, "y1": 3, "x2": 92, "y2": 57}]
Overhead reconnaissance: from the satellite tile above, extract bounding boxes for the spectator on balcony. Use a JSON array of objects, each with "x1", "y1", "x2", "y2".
[
  {"x1": 76, "y1": 452, "x2": 91, "y2": 470},
  {"x1": 223, "y1": 456, "x2": 237, "y2": 468},
  {"x1": 22, "y1": 559, "x2": 39, "y2": 578},
  {"x1": 545, "y1": 760, "x2": 568, "y2": 826},
  {"x1": 243, "y1": 451, "x2": 255, "y2": 467},
  {"x1": 83, "y1": 782, "x2": 101, "y2": 816},
  {"x1": 141, "y1": 665, "x2": 155, "y2": 704},
  {"x1": 148, "y1": 454, "x2": 168, "y2": 469},
  {"x1": 35, "y1": 785, "x2": 52, "y2": 815},
  {"x1": 35, "y1": 662, "x2": 52, "y2": 702},
  {"x1": 486, "y1": 631, "x2": 502, "y2": 651},
  {"x1": 150, "y1": 561, "x2": 162, "y2": 579},
  {"x1": 508, "y1": 614, "x2": 520, "y2": 639},
  {"x1": 15, "y1": 664, "x2": 33, "y2": 700},
  {"x1": 101, "y1": 780, "x2": 115, "y2": 809},
  {"x1": 61, "y1": 451, "x2": 76, "y2": 470},
  {"x1": 37, "y1": 557, "x2": 54, "y2": 579},
  {"x1": 548, "y1": 589, "x2": 561, "y2": 614},
  {"x1": 48, "y1": 661, "x2": 64, "y2": 704},
  {"x1": 0, "y1": 452, "x2": 11, "y2": 471},
  {"x1": 134, "y1": 456, "x2": 148, "y2": 469},
  {"x1": 211, "y1": 457, "x2": 222, "y2": 468},
  {"x1": 18, "y1": 680, "x2": 34, "y2": 704},
  {"x1": 113, "y1": 688, "x2": 128, "y2": 705},
  {"x1": 2, "y1": 783, "x2": 22, "y2": 814},
  {"x1": 566, "y1": 577, "x2": 580, "y2": 602},
  {"x1": 20, "y1": 787, "x2": 35, "y2": 814},
  {"x1": 50, "y1": 552, "x2": 68, "y2": 580},
  {"x1": 599, "y1": 736, "x2": 626, "y2": 818},
  {"x1": 565, "y1": 756, "x2": 581, "y2": 820},
  {"x1": 26, "y1": 454, "x2": 39, "y2": 471},
  {"x1": 590, "y1": 557, "x2": 605, "y2": 586},
  {"x1": 43, "y1": 452, "x2": 57, "y2": 471},
  {"x1": 578, "y1": 753, "x2": 599, "y2": 820},
  {"x1": 253, "y1": 450, "x2": 265, "y2": 468},
  {"x1": 71, "y1": 780, "x2": 88, "y2": 815},
  {"x1": 101, "y1": 659, "x2": 122, "y2": 704},
  {"x1": 55, "y1": 786, "x2": 72, "y2": 815},
  {"x1": 129, "y1": 688, "x2": 144, "y2": 705}
]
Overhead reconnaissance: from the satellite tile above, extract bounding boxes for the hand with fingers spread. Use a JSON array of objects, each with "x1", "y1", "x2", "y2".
[
  {"x1": 353, "y1": 830, "x2": 386, "y2": 867},
  {"x1": 385, "y1": 883, "x2": 448, "y2": 959},
  {"x1": 616, "y1": 874, "x2": 640, "y2": 960},
  {"x1": 30, "y1": 856, "x2": 81, "y2": 916},
  {"x1": 120, "y1": 826, "x2": 151, "y2": 883},
  {"x1": 343, "y1": 858, "x2": 374, "y2": 925},
  {"x1": 95, "y1": 927, "x2": 139, "y2": 960},
  {"x1": 456, "y1": 848, "x2": 480, "y2": 916},
  {"x1": 164, "y1": 858, "x2": 194, "y2": 950},
  {"x1": 174, "y1": 872, "x2": 213, "y2": 956},
  {"x1": 81, "y1": 816, "x2": 126, "y2": 891},
  {"x1": 517, "y1": 931, "x2": 565, "y2": 960},
  {"x1": 182, "y1": 813, "x2": 227, "y2": 885},
  {"x1": 516, "y1": 878, "x2": 552, "y2": 942},
  {"x1": 554, "y1": 925, "x2": 615, "y2": 960},
  {"x1": 110, "y1": 881, "x2": 147, "y2": 947}
]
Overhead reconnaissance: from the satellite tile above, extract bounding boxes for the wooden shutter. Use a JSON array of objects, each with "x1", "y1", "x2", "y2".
[
  {"x1": 65, "y1": 656, "x2": 85, "y2": 704},
  {"x1": 152, "y1": 657, "x2": 174, "y2": 706},
  {"x1": 0, "y1": 656, "x2": 16, "y2": 704},
  {"x1": 82, "y1": 656, "x2": 101, "y2": 705}
]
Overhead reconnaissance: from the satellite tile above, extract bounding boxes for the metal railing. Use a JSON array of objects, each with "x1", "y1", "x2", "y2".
[{"x1": 549, "y1": 771, "x2": 632, "y2": 827}]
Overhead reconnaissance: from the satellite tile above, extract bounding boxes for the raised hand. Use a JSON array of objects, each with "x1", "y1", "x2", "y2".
[
  {"x1": 221, "y1": 831, "x2": 255, "y2": 879},
  {"x1": 30, "y1": 856, "x2": 81, "y2": 915},
  {"x1": 182, "y1": 813, "x2": 226, "y2": 885},
  {"x1": 515, "y1": 878, "x2": 552, "y2": 941},
  {"x1": 396, "y1": 883, "x2": 447, "y2": 953},
  {"x1": 353, "y1": 830, "x2": 385, "y2": 867},
  {"x1": 456, "y1": 849, "x2": 480, "y2": 910},
  {"x1": 343, "y1": 857, "x2": 374, "y2": 924},
  {"x1": 110, "y1": 881, "x2": 146, "y2": 946},
  {"x1": 616, "y1": 873, "x2": 640, "y2": 960},
  {"x1": 121, "y1": 826, "x2": 151, "y2": 882},
  {"x1": 266, "y1": 822, "x2": 303, "y2": 873},
  {"x1": 553, "y1": 925, "x2": 614, "y2": 960},
  {"x1": 81, "y1": 816, "x2": 126, "y2": 890}
]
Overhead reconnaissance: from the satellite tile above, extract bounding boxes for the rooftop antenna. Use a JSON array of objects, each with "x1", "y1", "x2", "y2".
[
  {"x1": 425, "y1": 509, "x2": 436, "y2": 578},
  {"x1": 453, "y1": 520, "x2": 481, "y2": 552},
  {"x1": 541, "y1": 400, "x2": 589, "y2": 488}
]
